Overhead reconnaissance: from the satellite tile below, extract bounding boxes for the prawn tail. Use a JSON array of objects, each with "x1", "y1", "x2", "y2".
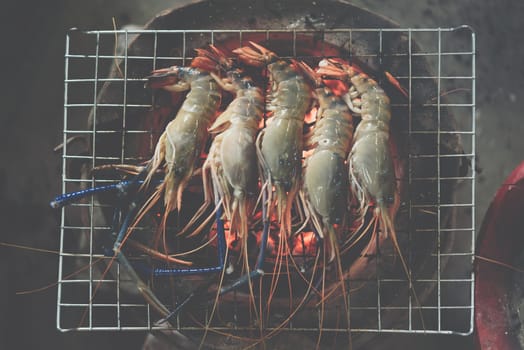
[
  {"x1": 162, "y1": 176, "x2": 177, "y2": 214},
  {"x1": 324, "y1": 219, "x2": 338, "y2": 264},
  {"x1": 162, "y1": 170, "x2": 191, "y2": 217},
  {"x1": 233, "y1": 195, "x2": 249, "y2": 246},
  {"x1": 142, "y1": 133, "x2": 166, "y2": 190},
  {"x1": 177, "y1": 167, "x2": 213, "y2": 237},
  {"x1": 158, "y1": 184, "x2": 176, "y2": 247},
  {"x1": 276, "y1": 184, "x2": 295, "y2": 238},
  {"x1": 155, "y1": 173, "x2": 187, "y2": 241},
  {"x1": 157, "y1": 175, "x2": 189, "y2": 253},
  {"x1": 229, "y1": 196, "x2": 241, "y2": 245}
]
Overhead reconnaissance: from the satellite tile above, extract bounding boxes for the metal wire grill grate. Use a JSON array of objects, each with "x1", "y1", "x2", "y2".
[{"x1": 57, "y1": 27, "x2": 475, "y2": 335}]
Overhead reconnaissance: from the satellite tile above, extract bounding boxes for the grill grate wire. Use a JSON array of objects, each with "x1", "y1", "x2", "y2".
[{"x1": 57, "y1": 27, "x2": 475, "y2": 335}]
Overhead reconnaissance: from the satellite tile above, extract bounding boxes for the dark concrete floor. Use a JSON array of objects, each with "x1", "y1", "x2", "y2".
[{"x1": 2, "y1": 0, "x2": 523, "y2": 349}]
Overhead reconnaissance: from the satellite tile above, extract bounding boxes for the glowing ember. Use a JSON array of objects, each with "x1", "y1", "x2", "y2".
[
  {"x1": 291, "y1": 231, "x2": 318, "y2": 256},
  {"x1": 323, "y1": 79, "x2": 348, "y2": 96},
  {"x1": 304, "y1": 107, "x2": 317, "y2": 124}
]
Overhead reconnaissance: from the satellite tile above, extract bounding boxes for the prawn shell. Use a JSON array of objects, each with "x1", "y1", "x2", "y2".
[
  {"x1": 304, "y1": 150, "x2": 347, "y2": 220},
  {"x1": 156, "y1": 70, "x2": 222, "y2": 210},
  {"x1": 210, "y1": 87, "x2": 263, "y2": 197},
  {"x1": 218, "y1": 125, "x2": 259, "y2": 197},
  {"x1": 261, "y1": 64, "x2": 312, "y2": 191},
  {"x1": 260, "y1": 117, "x2": 303, "y2": 191},
  {"x1": 350, "y1": 128, "x2": 396, "y2": 207},
  {"x1": 310, "y1": 110, "x2": 353, "y2": 158},
  {"x1": 209, "y1": 90, "x2": 262, "y2": 133}
]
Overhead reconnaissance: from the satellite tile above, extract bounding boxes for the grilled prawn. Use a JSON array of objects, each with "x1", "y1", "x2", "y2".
[
  {"x1": 296, "y1": 61, "x2": 354, "y2": 262},
  {"x1": 297, "y1": 61, "x2": 355, "y2": 346},
  {"x1": 233, "y1": 42, "x2": 312, "y2": 237},
  {"x1": 233, "y1": 42, "x2": 313, "y2": 318},
  {"x1": 143, "y1": 64, "x2": 222, "y2": 232}
]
